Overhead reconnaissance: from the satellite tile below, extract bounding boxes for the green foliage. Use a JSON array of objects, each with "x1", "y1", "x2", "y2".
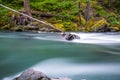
[
  {"x1": 63, "y1": 22, "x2": 80, "y2": 31},
  {"x1": 31, "y1": 0, "x2": 74, "y2": 12},
  {"x1": 1, "y1": 0, "x2": 23, "y2": 9},
  {"x1": 0, "y1": 0, "x2": 2, "y2": 3},
  {"x1": 58, "y1": 1, "x2": 74, "y2": 10},
  {"x1": 0, "y1": 0, "x2": 120, "y2": 32},
  {"x1": 31, "y1": 0, "x2": 58, "y2": 11},
  {"x1": 79, "y1": 0, "x2": 88, "y2": 3},
  {"x1": 85, "y1": 18, "x2": 109, "y2": 32},
  {"x1": 108, "y1": 16, "x2": 120, "y2": 25},
  {"x1": 95, "y1": 6, "x2": 107, "y2": 17},
  {"x1": 0, "y1": 7, "x2": 10, "y2": 27},
  {"x1": 60, "y1": 11, "x2": 74, "y2": 21},
  {"x1": 2, "y1": 0, "x2": 23, "y2": 4}
]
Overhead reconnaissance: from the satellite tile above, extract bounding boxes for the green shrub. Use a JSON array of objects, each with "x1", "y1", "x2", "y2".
[
  {"x1": 31, "y1": 0, "x2": 58, "y2": 11},
  {"x1": 0, "y1": 8, "x2": 10, "y2": 27},
  {"x1": 0, "y1": 0, "x2": 2, "y2": 3},
  {"x1": 31, "y1": 0, "x2": 74, "y2": 12},
  {"x1": 95, "y1": 6, "x2": 107, "y2": 17},
  {"x1": 108, "y1": 16, "x2": 120, "y2": 25}
]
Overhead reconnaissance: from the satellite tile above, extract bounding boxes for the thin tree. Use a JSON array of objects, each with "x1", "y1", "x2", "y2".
[
  {"x1": 108, "y1": 0, "x2": 110, "y2": 9},
  {"x1": 78, "y1": 1, "x2": 82, "y2": 25},
  {"x1": 24, "y1": 0, "x2": 32, "y2": 17},
  {"x1": 85, "y1": 0, "x2": 90, "y2": 21}
]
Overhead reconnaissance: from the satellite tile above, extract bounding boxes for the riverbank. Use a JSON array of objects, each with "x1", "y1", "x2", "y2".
[{"x1": 0, "y1": 0, "x2": 120, "y2": 32}]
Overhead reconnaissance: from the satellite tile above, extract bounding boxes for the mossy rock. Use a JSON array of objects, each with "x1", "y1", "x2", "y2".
[
  {"x1": 51, "y1": 20, "x2": 62, "y2": 24},
  {"x1": 112, "y1": 27, "x2": 119, "y2": 31},
  {"x1": 86, "y1": 18, "x2": 109, "y2": 32},
  {"x1": 0, "y1": 21, "x2": 6, "y2": 27},
  {"x1": 91, "y1": 18, "x2": 109, "y2": 28},
  {"x1": 1, "y1": 24, "x2": 10, "y2": 30},
  {"x1": 29, "y1": 22, "x2": 41, "y2": 27},
  {"x1": 109, "y1": 25, "x2": 120, "y2": 32},
  {"x1": 11, "y1": 27, "x2": 23, "y2": 32},
  {"x1": 7, "y1": 11, "x2": 20, "y2": 17},
  {"x1": 23, "y1": 26, "x2": 39, "y2": 30}
]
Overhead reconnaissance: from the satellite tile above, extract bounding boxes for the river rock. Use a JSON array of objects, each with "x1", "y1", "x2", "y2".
[
  {"x1": 14, "y1": 69, "x2": 49, "y2": 80},
  {"x1": 62, "y1": 33, "x2": 80, "y2": 41},
  {"x1": 14, "y1": 69, "x2": 72, "y2": 80}
]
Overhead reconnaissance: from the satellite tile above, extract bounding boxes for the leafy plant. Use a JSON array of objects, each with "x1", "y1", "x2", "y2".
[
  {"x1": 0, "y1": 8, "x2": 10, "y2": 27},
  {"x1": 95, "y1": 6, "x2": 107, "y2": 17},
  {"x1": 108, "y1": 16, "x2": 120, "y2": 25},
  {"x1": 0, "y1": 0, "x2": 2, "y2": 3}
]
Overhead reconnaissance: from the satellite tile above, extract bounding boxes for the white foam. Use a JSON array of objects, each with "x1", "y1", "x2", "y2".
[{"x1": 34, "y1": 32, "x2": 120, "y2": 44}]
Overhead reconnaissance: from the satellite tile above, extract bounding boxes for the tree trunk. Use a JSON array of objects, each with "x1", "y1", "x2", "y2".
[
  {"x1": 108, "y1": 0, "x2": 110, "y2": 8},
  {"x1": 78, "y1": 2, "x2": 81, "y2": 25},
  {"x1": 24, "y1": 0, "x2": 32, "y2": 17},
  {"x1": 85, "y1": 0, "x2": 90, "y2": 21}
]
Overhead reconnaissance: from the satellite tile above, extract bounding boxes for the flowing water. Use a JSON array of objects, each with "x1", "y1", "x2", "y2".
[{"x1": 0, "y1": 32, "x2": 120, "y2": 80}]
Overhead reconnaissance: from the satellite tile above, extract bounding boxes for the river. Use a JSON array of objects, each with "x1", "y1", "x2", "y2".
[{"x1": 0, "y1": 32, "x2": 120, "y2": 80}]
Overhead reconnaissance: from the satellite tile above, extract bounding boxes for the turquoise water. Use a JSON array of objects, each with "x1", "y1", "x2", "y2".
[{"x1": 0, "y1": 32, "x2": 120, "y2": 80}]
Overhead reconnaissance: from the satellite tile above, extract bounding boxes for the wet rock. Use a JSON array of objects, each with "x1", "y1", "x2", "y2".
[
  {"x1": 14, "y1": 69, "x2": 49, "y2": 80},
  {"x1": 14, "y1": 69, "x2": 72, "y2": 80},
  {"x1": 62, "y1": 33, "x2": 80, "y2": 41}
]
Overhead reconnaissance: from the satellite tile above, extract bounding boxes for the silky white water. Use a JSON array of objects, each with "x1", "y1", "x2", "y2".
[{"x1": 0, "y1": 32, "x2": 120, "y2": 80}]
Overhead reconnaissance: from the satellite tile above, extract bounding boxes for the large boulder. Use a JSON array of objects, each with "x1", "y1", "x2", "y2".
[
  {"x1": 14, "y1": 69, "x2": 49, "y2": 80},
  {"x1": 14, "y1": 69, "x2": 72, "y2": 80}
]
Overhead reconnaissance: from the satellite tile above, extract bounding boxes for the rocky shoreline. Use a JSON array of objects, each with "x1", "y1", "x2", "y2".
[{"x1": 13, "y1": 69, "x2": 72, "y2": 80}]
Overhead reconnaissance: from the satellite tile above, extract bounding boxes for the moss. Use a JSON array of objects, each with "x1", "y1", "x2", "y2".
[
  {"x1": 72, "y1": 23, "x2": 80, "y2": 31},
  {"x1": 112, "y1": 25, "x2": 120, "y2": 31},
  {"x1": 0, "y1": 20, "x2": 6, "y2": 27},
  {"x1": 31, "y1": 0, "x2": 74, "y2": 12},
  {"x1": 53, "y1": 23, "x2": 65, "y2": 31},
  {"x1": 107, "y1": 16, "x2": 120, "y2": 25},
  {"x1": 85, "y1": 18, "x2": 109, "y2": 32},
  {"x1": 95, "y1": 6, "x2": 108, "y2": 17},
  {"x1": 7, "y1": 11, "x2": 20, "y2": 17},
  {"x1": 11, "y1": 27, "x2": 23, "y2": 32},
  {"x1": 91, "y1": 18, "x2": 109, "y2": 28},
  {"x1": 90, "y1": 1, "x2": 97, "y2": 8},
  {"x1": 73, "y1": 15, "x2": 86, "y2": 25},
  {"x1": 1, "y1": 24, "x2": 10, "y2": 30},
  {"x1": 62, "y1": 22, "x2": 80, "y2": 31},
  {"x1": 0, "y1": 0, "x2": 2, "y2": 3}
]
